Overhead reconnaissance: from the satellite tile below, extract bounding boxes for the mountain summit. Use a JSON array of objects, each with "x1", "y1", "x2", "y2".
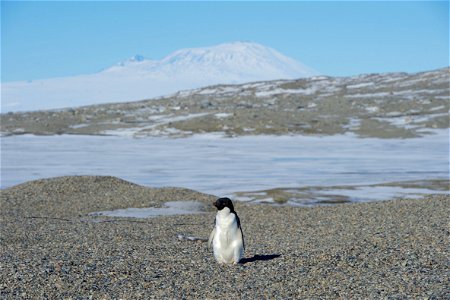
[
  {"x1": 107, "y1": 42, "x2": 318, "y2": 80},
  {"x1": 2, "y1": 42, "x2": 319, "y2": 112}
]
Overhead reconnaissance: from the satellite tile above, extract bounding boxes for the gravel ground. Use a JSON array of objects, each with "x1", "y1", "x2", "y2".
[{"x1": 1, "y1": 176, "x2": 448, "y2": 299}]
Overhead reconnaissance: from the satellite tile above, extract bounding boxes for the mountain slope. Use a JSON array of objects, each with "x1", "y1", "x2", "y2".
[{"x1": 1, "y1": 42, "x2": 319, "y2": 112}]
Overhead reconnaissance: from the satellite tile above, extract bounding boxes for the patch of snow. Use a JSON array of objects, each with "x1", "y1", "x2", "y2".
[
  {"x1": 347, "y1": 82, "x2": 375, "y2": 89},
  {"x1": 385, "y1": 112, "x2": 402, "y2": 117},
  {"x1": 365, "y1": 106, "x2": 380, "y2": 113},
  {"x1": 100, "y1": 113, "x2": 209, "y2": 137},
  {"x1": 394, "y1": 77, "x2": 431, "y2": 88},
  {"x1": 148, "y1": 113, "x2": 208, "y2": 124},
  {"x1": 346, "y1": 92, "x2": 391, "y2": 98},
  {"x1": 393, "y1": 89, "x2": 449, "y2": 96},
  {"x1": 214, "y1": 113, "x2": 232, "y2": 118},
  {"x1": 198, "y1": 88, "x2": 219, "y2": 95},
  {"x1": 69, "y1": 124, "x2": 89, "y2": 129},
  {"x1": 374, "y1": 112, "x2": 448, "y2": 129},
  {"x1": 429, "y1": 105, "x2": 446, "y2": 111},
  {"x1": 12, "y1": 128, "x2": 26, "y2": 133},
  {"x1": 255, "y1": 87, "x2": 316, "y2": 97},
  {"x1": 241, "y1": 82, "x2": 271, "y2": 89}
]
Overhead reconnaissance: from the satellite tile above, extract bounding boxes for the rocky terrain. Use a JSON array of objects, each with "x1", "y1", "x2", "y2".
[
  {"x1": 1, "y1": 67, "x2": 448, "y2": 139},
  {"x1": 1, "y1": 176, "x2": 448, "y2": 298}
]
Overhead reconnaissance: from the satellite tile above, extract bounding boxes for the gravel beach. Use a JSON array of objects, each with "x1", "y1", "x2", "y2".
[{"x1": 1, "y1": 176, "x2": 448, "y2": 299}]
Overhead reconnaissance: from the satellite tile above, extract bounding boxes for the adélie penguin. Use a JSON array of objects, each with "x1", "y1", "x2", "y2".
[{"x1": 208, "y1": 197, "x2": 245, "y2": 264}]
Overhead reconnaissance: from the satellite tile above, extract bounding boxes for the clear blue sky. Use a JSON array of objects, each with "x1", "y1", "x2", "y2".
[{"x1": 1, "y1": 1, "x2": 449, "y2": 82}]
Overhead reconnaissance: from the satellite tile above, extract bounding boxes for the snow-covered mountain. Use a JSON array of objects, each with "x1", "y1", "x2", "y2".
[{"x1": 2, "y1": 42, "x2": 319, "y2": 112}]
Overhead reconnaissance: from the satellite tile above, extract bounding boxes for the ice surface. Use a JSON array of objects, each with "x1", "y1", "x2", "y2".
[
  {"x1": 314, "y1": 186, "x2": 448, "y2": 203},
  {"x1": 1, "y1": 130, "x2": 448, "y2": 204},
  {"x1": 89, "y1": 201, "x2": 205, "y2": 218}
]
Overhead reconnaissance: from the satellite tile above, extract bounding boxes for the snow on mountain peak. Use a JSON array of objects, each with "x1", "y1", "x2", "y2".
[
  {"x1": 158, "y1": 41, "x2": 319, "y2": 79},
  {"x1": 106, "y1": 41, "x2": 319, "y2": 79},
  {"x1": 2, "y1": 42, "x2": 320, "y2": 112}
]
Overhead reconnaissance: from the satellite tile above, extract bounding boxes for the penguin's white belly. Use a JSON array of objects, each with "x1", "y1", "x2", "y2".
[{"x1": 212, "y1": 211, "x2": 244, "y2": 264}]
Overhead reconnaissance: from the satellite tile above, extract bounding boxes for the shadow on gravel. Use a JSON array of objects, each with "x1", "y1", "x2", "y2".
[{"x1": 240, "y1": 254, "x2": 281, "y2": 264}]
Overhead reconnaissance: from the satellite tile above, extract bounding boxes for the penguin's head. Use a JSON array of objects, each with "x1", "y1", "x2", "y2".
[{"x1": 213, "y1": 197, "x2": 235, "y2": 212}]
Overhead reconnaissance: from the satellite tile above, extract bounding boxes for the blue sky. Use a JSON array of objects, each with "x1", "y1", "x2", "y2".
[{"x1": 1, "y1": 1, "x2": 449, "y2": 82}]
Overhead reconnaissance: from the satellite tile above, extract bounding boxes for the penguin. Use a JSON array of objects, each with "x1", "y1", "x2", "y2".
[{"x1": 208, "y1": 197, "x2": 245, "y2": 264}]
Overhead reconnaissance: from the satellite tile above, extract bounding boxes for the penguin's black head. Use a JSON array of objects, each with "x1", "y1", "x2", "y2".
[{"x1": 213, "y1": 197, "x2": 235, "y2": 212}]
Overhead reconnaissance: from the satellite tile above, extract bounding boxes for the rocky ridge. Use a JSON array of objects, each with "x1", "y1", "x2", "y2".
[{"x1": 1, "y1": 67, "x2": 448, "y2": 139}]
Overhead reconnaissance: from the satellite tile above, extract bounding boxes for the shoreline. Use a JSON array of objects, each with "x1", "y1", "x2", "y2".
[
  {"x1": 2, "y1": 172, "x2": 448, "y2": 206},
  {"x1": 1, "y1": 176, "x2": 448, "y2": 298}
]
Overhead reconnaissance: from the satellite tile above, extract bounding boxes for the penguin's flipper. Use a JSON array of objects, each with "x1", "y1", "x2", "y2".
[
  {"x1": 208, "y1": 228, "x2": 215, "y2": 250},
  {"x1": 236, "y1": 214, "x2": 245, "y2": 250},
  {"x1": 239, "y1": 226, "x2": 245, "y2": 250}
]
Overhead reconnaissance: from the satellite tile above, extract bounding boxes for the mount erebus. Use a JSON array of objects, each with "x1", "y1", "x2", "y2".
[{"x1": 2, "y1": 42, "x2": 319, "y2": 112}]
